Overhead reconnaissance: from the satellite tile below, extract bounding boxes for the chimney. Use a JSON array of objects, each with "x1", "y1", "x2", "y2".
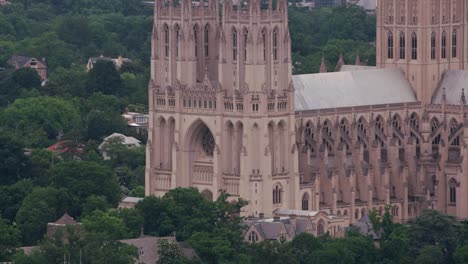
[
  {"x1": 319, "y1": 54, "x2": 327, "y2": 73},
  {"x1": 355, "y1": 53, "x2": 361, "y2": 65},
  {"x1": 117, "y1": 55, "x2": 123, "y2": 67}
]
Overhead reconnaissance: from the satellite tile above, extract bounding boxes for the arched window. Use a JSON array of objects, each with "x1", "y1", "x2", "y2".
[
  {"x1": 248, "y1": 231, "x2": 259, "y2": 242},
  {"x1": 262, "y1": 29, "x2": 267, "y2": 61},
  {"x1": 450, "y1": 119, "x2": 460, "y2": 146},
  {"x1": 204, "y1": 24, "x2": 209, "y2": 57},
  {"x1": 243, "y1": 29, "x2": 248, "y2": 61},
  {"x1": 431, "y1": 32, "x2": 436, "y2": 60},
  {"x1": 441, "y1": 31, "x2": 447, "y2": 59},
  {"x1": 431, "y1": 118, "x2": 441, "y2": 145},
  {"x1": 317, "y1": 220, "x2": 325, "y2": 236},
  {"x1": 232, "y1": 28, "x2": 238, "y2": 61},
  {"x1": 449, "y1": 179, "x2": 457, "y2": 203},
  {"x1": 273, "y1": 184, "x2": 282, "y2": 204},
  {"x1": 387, "y1": 31, "x2": 394, "y2": 59},
  {"x1": 399, "y1": 32, "x2": 406, "y2": 59},
  {"x1": 302, "y1": 193, "x2": 309, "y2": 210},
  {"x1": 194, "y1": 25, "x2": 199, "y2": 58},
  {"x1": 411, "y1": 32, "x2": 417, "y2": 60},
  {"x1": 452, "y1": 30, "x2": 457, "y2": 58},
  {"x1": 273, "y1": 28, "x2": 278, "y2": 61},
  {"x1": 175, "y1": 25, "x2": 180, "y2": 59},
  {"x1": 164, "y1": 24, "x2": 169, "y2": 57}
]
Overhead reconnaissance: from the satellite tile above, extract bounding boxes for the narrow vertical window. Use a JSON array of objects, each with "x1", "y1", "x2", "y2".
[
  {"x1": 452, "y1": 30, "x2": 457, "y2": 58},
  {"x1": 273, "y1": 28, "x2": 278, "y2": 61},
  {"x1": 449, "y1": 179, "x2": 457, "y2": 203},
  {"x1": 232, "y1": 28, "x2": 237, "y2": 61},
  {"x1": 399, "y1": 32, "x2": 405, "y2": 59},
  {"x1": 175, "y1": 25, "x2": 180, "y2": 59},
  {"x1": 243, "y1": 29, "x2": 248, "y2": 62},
  {"x1": 262, "y1": 29, "x2": 267, "y2": 61},
  {"x1": 164, "y1": 24, "x2": 169, "y2": 57},
  {"x1": 194, "y1": 25, "x2": 199, "y2": 58},
  {"x1": 387, "y1": 31, "x2": 394, "y2": 59},
  {"x1": 441, "y1": 31, "x2": 447, "y2": 59},
  {"x1": 431, "y1": 32, "x2": 436, "y2": 60},
  {"x1": 411, "y1": 32, "x2": 417, "y2": 60},
  {"x1": 204, "y1": 24, "x2": 209, "y2": 57}
]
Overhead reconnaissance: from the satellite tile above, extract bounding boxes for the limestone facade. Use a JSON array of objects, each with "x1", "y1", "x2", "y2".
[{"x1": 147, "y1": 0, "x2": 468, "y2": 223}]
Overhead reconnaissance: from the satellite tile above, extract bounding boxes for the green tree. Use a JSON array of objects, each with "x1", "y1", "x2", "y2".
[
  {"x1": 82, "y1": 210, "x2": 130, "y2": 240},
  {"x1": 0, "y1": 133, "x2": 31, "y2": 185},
  {"x1": 0, "y1": 217, "x2": 20, "y2": 262},
  {"x1": 51, "y1": 161, "x2": 121, "y2": 215},
  {"x1": 110, "y1": 208, "x2": 144, "y2": 238},
  {"x1": 11, "y1": 67, "x2": 41, "y2": 89},
  {"x1": 407, "y1": 210, "x2": 460, "y2": 264},
  {"x1": 0, "y1": 180, "x2": 34, "y2": 222},
  {"x1": 86, "y1": 60, "x2": 122, "y2": 96},
  {"x1": 158, "y1": 239, "x2": 184, "y2": 264},
  {"x1": 0, "y1": 97, "x2": 81, "y2": 147},
  {"x1": 15, "y1": 187, "x2": 70, "y2": 245}
]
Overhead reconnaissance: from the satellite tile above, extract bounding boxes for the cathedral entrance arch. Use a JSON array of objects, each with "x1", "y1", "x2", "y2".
[{"x1": 184, "y1": 119, "x2": 216, "y2": 189}]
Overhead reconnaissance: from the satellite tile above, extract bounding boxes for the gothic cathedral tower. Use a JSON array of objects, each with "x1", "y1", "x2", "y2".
[
  {"x1": 377, "y1": 0, "x2": 468, "y2": 103},
  {"x1": 146, "y1": 0, "x2": 299, "y2": 216}
]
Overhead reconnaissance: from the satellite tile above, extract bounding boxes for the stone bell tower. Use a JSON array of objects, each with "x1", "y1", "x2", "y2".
[
  {"x1": 146, "y1": 0, "x2": 300, "y2": 216},
  {"x1": 377, "y1": 0, "x2": 468, "y2": 104}
]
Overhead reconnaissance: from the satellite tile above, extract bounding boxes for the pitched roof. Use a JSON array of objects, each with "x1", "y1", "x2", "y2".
[
  {"x1": 53, "y1": 213, "x2": 78, "y2": 225},
  {"x1": 293, "y1": 68, "x2": 417, "y2": 111},
  {"x1": 431, "y1": 70, "x2": 468, "y2": 105},
  {"x1": 7, "y1": 55, "x2": 47, "y2": 67}
]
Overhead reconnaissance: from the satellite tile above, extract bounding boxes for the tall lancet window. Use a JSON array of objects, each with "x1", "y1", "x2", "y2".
[
  {"x1": 164, "y1": 24, "x2": 169, "y2": 57},
  {"x1": 441, "y1": 31, "x2": 447, "y2": 59},
  {"x1": 204, "y1": 24, "x2": 209, "y2": 57},
  {"x1": 431, "y1": 32, "x2": 436, "y2": 60},
  {"x1": 452, "y1": 30, "x2": 457, "y2": 58},
  {"x1": 175, "y1": 25, "x2": 180, "y2": 59},
  {"x1": 273, "y1": 28, "x2": 278, "y2": 61},
  {"x1": 243, "y1": 29, "x2": 248, "y2": 61},
  {"x1": 387, "y1": 31, "x2": 394, "y2": 59},
  {"x1": 262, "y1": 28, "x2": 267, "y2": 61},
  {"x1": 194, "y1": 25, "x2": 199, "y2": 58},
  {"x1": 449, "y1": 179, "x2": 457, "y2": 204},
  {"x1": 411, "y1": 32, "x2": 417, "y2": 60},
  {"x1": 232, "y1": 28, "x2": 238, "y2": 61},
  {"x1": 399, "y1": 32, "x2": 405, "y2": 59}
]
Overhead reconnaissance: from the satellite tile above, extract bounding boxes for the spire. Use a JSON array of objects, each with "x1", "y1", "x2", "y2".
[
  {"x1": 355, "y1": 53, "x2": 361, "y2": 65},
  {"x1": 461, "y1": 88, "x2": 466, "y2": 105},
  {"x1": 335, "y1": 52, "x2": 345, "y2": 72},
  {"x1": 319, "y1": 54, "x2": 327, "y2": 73}
]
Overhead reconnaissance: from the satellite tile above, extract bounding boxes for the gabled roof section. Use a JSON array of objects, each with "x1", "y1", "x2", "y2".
[
  {"x1": 52, "y1": 213, "x2": 78, "y2": 225},
  {"x1": 293, "y1": 68, "x2": 417, "y2": 111},
  {"x1": 432, "y1": 70, "x2": 468, "y2": 105},
  {"x1": 8, "y1": 55, "x2": 47, "y2": 68}
]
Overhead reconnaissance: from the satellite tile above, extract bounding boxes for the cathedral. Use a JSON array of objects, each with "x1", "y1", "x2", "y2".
[{"x1": 146, "y1": 0, "x2": 468, "y2": 223}]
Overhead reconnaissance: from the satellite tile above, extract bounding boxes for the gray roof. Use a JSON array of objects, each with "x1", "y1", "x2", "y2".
[
  {"x1": 431, "y1": 70, "x2": 468, "y2": 105},
  {"x1": 357, "y1": 0, "x2": 376, "y2": 10},
  {"x1": 293, "y1": 68, "x2": 417, "y2": 111}
]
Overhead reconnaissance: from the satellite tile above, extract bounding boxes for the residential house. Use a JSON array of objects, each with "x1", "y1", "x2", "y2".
[
  {"x1": 98, "y1": 133, "x2": 142, "y2": 159},
  {"x1": 86, "y1": 55, "x2": 132, "y2": 72},
  {"x1": 7, "y1": 55, "x2": 47, "y2": 81}
]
